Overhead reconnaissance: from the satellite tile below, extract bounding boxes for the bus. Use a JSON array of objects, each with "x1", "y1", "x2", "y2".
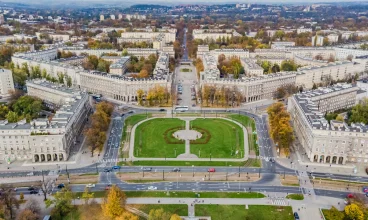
[{"x1": 175, "y1": 106, "x2": 189, "y2": 112}]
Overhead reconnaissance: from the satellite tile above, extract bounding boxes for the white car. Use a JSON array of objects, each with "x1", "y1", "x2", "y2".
[
  {"x1": 148, "y1": 186, "x2": 157, "y2": 190},
  {"x1": 26, "y1": 172, "x2": 34, "y2": 176},
  {"x1": 86, "y1": 184, "x2": 95, "y2": 188}
]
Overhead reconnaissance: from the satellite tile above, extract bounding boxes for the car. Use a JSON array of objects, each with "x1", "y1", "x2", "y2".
[
  {"x1": 128, "y1": 110, "x2": 135, "y2": 114},
  {"x1": 148, "y1": 186, "x2": 157, "y2": 190},
  {"x1": 121, "y1": 114, "x2": 125, "y2": 117},
  {"x1": 57, "y1": 183, "x2": 65, "y2": 189},
  {"x1": 172, "y1": 168, "x2": 180, "y2": 172},
  {"x1": 293, "y1": 212, "x2": 300, "y2": 220},
  {"x1": 26, "y1": 172, "x2": 34, "y2": 176},
  {"x1": 143, "y1": 167, "x2": 152, "y2": 171},
  {"x1": 347, "y1": 193, "x2": 355, "y2": 198},
  {"x1": 269, "y1": 158, "x2": 275, "y2": 163},
  {"x1": 86, "y1": 184, "x2": 95, "y2": 188},
  {"x1": 104, "y1": 168, "x2": 112, "y2": 172},
  {"x1": 365, "y1": 193, "x2": 368, "y2": 197},
  {"x1": 112, "y1": 165, "x2": 121, "y2": 170},
  {"x1": 30, "y1": 190, "x2": 38, "y2": 194},
  {"x1": 208, "y1": 168, "x2": 216, "y2": 172},
  {"x1": 28, "y1": 186, "x2": 36, "y2": 191},
  {"x1": 192, "y1": 104, "x2": 196, "y2": 107}
]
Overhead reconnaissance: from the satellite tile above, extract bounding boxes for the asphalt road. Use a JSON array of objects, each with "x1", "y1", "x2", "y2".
[{"x1": 3, "y1": 109, "x2": 368, "y2": 198}]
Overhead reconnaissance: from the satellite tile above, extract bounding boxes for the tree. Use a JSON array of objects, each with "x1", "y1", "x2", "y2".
[
  {"x1": 116, "y1": 212, "x2": 139, "y2": 220},
  {"x1": 350, "y1": 98, "x2": 368, "y2": 124},
  {"x1": 336, "y1": 114, "x2": 344, "y2": 122},
  {"x1": 0, "y1": 186, "x2": 20, "y2": 219},
  {"x1": 101, "y1": 185, "x2": 127, "y2": 218},
  {"x1": 122, "y1": 49, "x2": 128, "y2": 56},
  {"x1": 66, "y1": 76, "x2": 72, "y2": 87},
  {"x1": 81, "y1": 187, "x2": 94, "y2": 205},
  {"x1": 345, "y1": 203, "x2": 364, "y2": 220},
  {"x1": 324, "y1": 207, "x2": 344, "y2": 220},
  {"x1": 267, "y1": 102, "x2": 294, "y2": 155},
  {"x1": 170, "y1": 214, "x2": 182, "y2": 220},
  {"x1": 24, "y1": 198, "x2": 41, "y2": 216},
  {"x1": 45, "y1": 187, "x2": 74, "y2": 220},
  {"x1": 0, "y1": 105, "x2": 9, "y2": 120},
  {"x1": 57, "y1": 72, "x2": 64, "y2": 84},
  {"x1": 6, "y1": 111, "x2": 19, "y2": 123},
  {"x1": 137, "y1": 89, "x2": 144, "y2": 105},
  {"x1": 274, "y1": 87, "x2": 287, "y2": 99},
  {"x1": 79, "y1": 201, "x2": 106, "y2": 220},
  {"x1": 281, "y1": 60, "x2": 298, "y2": 71},
  {"x1": 138, "y1": 69, "x2": 149, "y2": 78},
  {"x1": 17, "y1": 209, "x2": 39, "y2": 220},
  {"x1": 148, "y1": 208, "x2": 171, "y2": 220}
]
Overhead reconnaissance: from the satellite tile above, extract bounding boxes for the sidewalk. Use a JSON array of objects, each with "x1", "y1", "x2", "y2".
[{"x1": 277, "y1": 149, "x2": 363, "y2": 176}]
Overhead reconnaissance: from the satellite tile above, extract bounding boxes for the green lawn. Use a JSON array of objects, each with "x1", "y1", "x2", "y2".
[
  {"x1": 190, "y1": 118, "x2": 244, "y2": 158},
  {"x1": 76, "y1": 191, "x2": 265, "y2": 199},
  {"x1": 180, "y1": 68, "x2": 192, "y2": 72},
  {"x1": 119, "y1": 159, "x2": 260, "y2": 167},
  {"x1": 133, "y1": 204, "x2": 188, "y2": 219},
  {"x1": 195, "y1": 205, "x2": 294, "y2": 220},
  {"x1": 227, "y1": 114, "x2": 259, "y2": 156},
  {"x1": 122, "y1": 114, "x2": 151, "y2": 142},
  {"x1": 286, "y1": 194, "x2": 304, "y2": 200},
  {"x1": 134, "y1": 118, "x2": 185, "y2": 158}
]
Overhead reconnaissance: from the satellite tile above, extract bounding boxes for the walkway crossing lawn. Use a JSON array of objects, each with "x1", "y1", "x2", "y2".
[
  {"x1": 122, "y1": 114, "x2": 151, "y2": 141},
  {"x1": 227, "y1": 114, "x2": 259, "y2": 156},
  {"x1": 195, "y1": 205, "x2": 294, "y2": 220},
  {"x1": 190, "y1": 119, "x2": 244, "y2": 158},
  {"x1": 134, "y1": 118, "x2": 185, "y2": 158}
]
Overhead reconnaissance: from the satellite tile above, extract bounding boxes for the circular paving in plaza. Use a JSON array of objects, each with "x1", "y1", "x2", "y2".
[{"x1": 173, "y1": 129, "x2": 202, "y2": 140}]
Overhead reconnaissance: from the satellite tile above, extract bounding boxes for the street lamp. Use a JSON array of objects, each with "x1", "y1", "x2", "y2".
[{"x1": 192, "y1": 165, "x2": 194, "y2": 177}]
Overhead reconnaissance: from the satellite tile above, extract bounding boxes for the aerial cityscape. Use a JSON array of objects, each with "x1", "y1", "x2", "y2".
[{"x1": 0, "y1": 0, "x2": 368, "y2": 219}]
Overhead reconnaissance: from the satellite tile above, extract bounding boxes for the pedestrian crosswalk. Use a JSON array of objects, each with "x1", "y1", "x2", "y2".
[{"x1": 271, "y1": 198, "x2": 286, "y2": 205}]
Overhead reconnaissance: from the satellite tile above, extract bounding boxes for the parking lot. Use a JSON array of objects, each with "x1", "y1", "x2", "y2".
[{"x1": 175, "y1": 65, "x2": 198, "y2": 108}]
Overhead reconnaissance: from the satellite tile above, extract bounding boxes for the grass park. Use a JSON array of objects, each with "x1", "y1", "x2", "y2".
[
  {"x1": 195, "y1": 205, "x2": 294, "y2": 220},
  {"x1": 134, "y1": 118, "x2": 186, "y2": 158},
  {"x1": 180, "y1": 68, "x2": 192, "y2": 72},
  {"x1": 190, "y1": 118, "x2": 244, "y2": 158}
]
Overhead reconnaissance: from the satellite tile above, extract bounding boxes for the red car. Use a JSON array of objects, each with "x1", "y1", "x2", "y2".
[
  {"x1": 347, "y1": 194, "x2": 355, "y2": 198},
  {"x1": 208, "y1": 168, "x2": 215, "y2": 172}
]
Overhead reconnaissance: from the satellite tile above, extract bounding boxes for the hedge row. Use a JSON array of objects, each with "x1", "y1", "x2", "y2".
[
  {"x1": 163, "y1": 126, "x2": 185, "y2": 144},
  {"x1": 190, "y1": 126, "x2": 211, "y2": 144}
]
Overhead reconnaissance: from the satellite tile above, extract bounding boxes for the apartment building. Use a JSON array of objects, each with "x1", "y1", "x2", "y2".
[
  {"x1": 125, "y1": 14, "x2": 146, "y2": 21},
  {"x1": 119, "y1": 29, "x2": 176, "y2": 44},
  {"x1": 201, "y1": 72, "x2": 297, "y2": 102},
  {"x1": 240, "y1": 58, "x2": 263, "y2": 77},
  {"x1": 287, "y1": 83, "x2": 368, "y2": 165},
  {"x1": 13, "y1": 47, "x2": 58, "y2": 61},
  {"x1": 193, "y1": 29, "x2": 233, "y2": 41},
  {"x1": 79, "y1": 70, "x2": 171, "y2": 103},
  {"x1": 109, "y1": 56, "x2": 130, "y2": 75},
  {"x1": 271, "y1": 41, "x2": 296, "y2": 49},
  {"x1": 296, "y1": 61, "x2": 364, "y2": 89},
  {"x1": 199, "y1": 53, "x2": 220, "y2": 81},
  {"x1": 211, "y1": 48, "x2": 249, "y2": 60},
  {"x1": 197, "y1": 45, "x2": 210, "y2": 60},
  {"x1": 50, "y1": 34, "x2": 70, "y2": 42},
  {"x1": 0, "y1": 69, "x2": 14, "y2": 97},
  {"x1": 126, "y1": 48, "x2": 158, "y2": 58},
  {"x1": 297, "y1": 27, "x2": 312, "y2": 34},
  {"x1": 0, "y1": 81, "x2": 91, "y2": 163},
  {"x1": 60, "y1": 47, "x2": 118, "y2": 57},
  {"x1": 312, "y1": 35, "x2": 324, "y2": 46}
]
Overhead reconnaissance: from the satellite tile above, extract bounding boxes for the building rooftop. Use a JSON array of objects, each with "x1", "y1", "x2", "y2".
[{"x1": 293, "y1": 83, "x2": 368, "y2": 132}]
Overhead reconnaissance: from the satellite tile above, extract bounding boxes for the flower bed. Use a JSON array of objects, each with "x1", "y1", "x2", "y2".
[
  {"x1": 190, "y1": 126, "x2": 211, "y2": 144},
  {"x1": 163, "y1": 126, "x2": 185, "y2": 144}
]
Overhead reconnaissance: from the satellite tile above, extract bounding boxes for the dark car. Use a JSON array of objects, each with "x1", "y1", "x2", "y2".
[
  {"x1": 57, "y1": 183, "x2": 65, "y2": 189},
  {"x1": 172, "y1": 168, "x2": 180, "y2": 172},
  {"x1": 30, "y1": 190, "x2": 38, "y2": 194},
  {"x1": 143, "y1": 167, "x2": 152, "y2": 171},
  {"x1": 104, "y1": 168, "x2": 112, "y2": 172},
  {"x1": 269, "y1": 158, "x2": 275, "y2": 163},
  {"x1": 159, "y1": 109, "x2": 166, "y2": 112},
  {"x1": 128, "y1": 110, "x2": 135, "y2": 114},
  {"x1": 121, "y1": 113, "x2": 125, "y2": 117},
  {"x1": 293, "y1": 212, "x2": 300, "y2": 220},
  {"x1": 28, "y1": 186, "x2": 36, "y2": 191},
  {"x1": 112, "y1": 165, "x2": 121, "y2": 170}
]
